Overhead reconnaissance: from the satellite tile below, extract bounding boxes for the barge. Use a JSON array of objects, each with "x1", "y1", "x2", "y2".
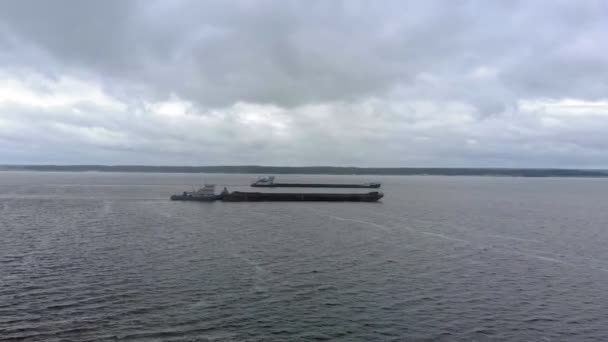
[
  {"x1": 251, "y1": 176, "x2": 381, "y2": 188},
  {"x1": 170, "y1": 185, "x2": 384, "y2": 202},
  {"x1": 222, "y1": 191, "x2": 383, "y2": 202}
]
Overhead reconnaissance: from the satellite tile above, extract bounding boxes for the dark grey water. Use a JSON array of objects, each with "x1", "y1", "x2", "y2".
[{"x1": 2, "y1": 172, "x2": 608, "y2": 341}]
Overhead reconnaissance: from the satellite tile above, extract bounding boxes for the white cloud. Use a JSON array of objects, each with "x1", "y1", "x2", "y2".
[
  {"x1": 469, "y1": 66, "x2": 499, "y2": 80},
  {"x1": 519, "y1": 99, "x2": 608, "y2": 117},
  {"x1": 0, "y1": 72, "x2": 125, "y2": 111}
]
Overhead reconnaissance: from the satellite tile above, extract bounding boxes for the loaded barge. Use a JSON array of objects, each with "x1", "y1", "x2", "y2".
[
  {"x1": 170, "y1": 185, "x2": 383, "y2": 202},
  {"x1": 251, "y1": 176, "x2": 381, "y2": 188},
  {"x1": 222, "y1": 191, "x2": 383, "y2": 202}
]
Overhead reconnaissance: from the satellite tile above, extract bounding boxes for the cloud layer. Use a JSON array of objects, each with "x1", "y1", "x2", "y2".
[{"x1": 0, "y1": 0, "x2": 607, "y2": 167}]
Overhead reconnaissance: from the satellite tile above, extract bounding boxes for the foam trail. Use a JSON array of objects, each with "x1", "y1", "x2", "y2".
[
  {"x1": 487, "y1": 234, "x2": 539, "y2": 243},
  {"x1": 330, "y1": 215, "x2": 473, "y2": 244},
  {"x1": 329, "y1": 215, "x2": 391, "y2": 232},
  {"x1": 419, "y1": 231, "x2": 470, "y2": 243},
  {"x1": 100, "y1": 200, "x2": 113, "y2": 215},
  {"x1": 157, "y1": 211, "x2": 173, "y2": 218},
  {"x1": 515, "y1": 251, "x2": 575, "y2": 266},
  {"x1": 234, "y1": 254, "x2": 271, "y2": 292}
]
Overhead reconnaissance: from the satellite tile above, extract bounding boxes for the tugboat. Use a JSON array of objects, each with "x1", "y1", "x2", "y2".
[
  {"x1": 170, "y1": 184, "x2": 223, "y2": 201},
  {"x1": 251, "y1": 176, "x2": 381, "y2": 188}
]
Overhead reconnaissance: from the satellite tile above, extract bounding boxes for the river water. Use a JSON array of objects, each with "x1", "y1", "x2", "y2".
[{"x1": 1, "y1": 172, "x2": 607, "y2": 341}]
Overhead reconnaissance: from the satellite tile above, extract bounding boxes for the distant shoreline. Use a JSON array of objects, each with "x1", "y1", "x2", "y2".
[{"x1": 1, "y1": 165, "x2": 607, "y2": 178}]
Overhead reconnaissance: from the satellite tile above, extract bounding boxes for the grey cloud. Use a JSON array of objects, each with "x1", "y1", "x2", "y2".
[
  {"x1": 0, "y1": 1, "x2": 607, "y2": 167},
  {"x1": 0, "y1": 0, "x2": 603, "y2": 109}
]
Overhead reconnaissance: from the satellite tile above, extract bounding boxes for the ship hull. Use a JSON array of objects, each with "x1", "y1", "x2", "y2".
[
  {"x1": 251, "y1": 183, "x2": 381, "y2": 188},
  {"x1": 170, "y1": 195, "x2": 222, "y2": 201},
  {"x1": 222, "y1": 191, "x2": 383, "y2": 202}
]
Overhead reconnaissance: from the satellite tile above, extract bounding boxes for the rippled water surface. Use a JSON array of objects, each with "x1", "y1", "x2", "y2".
[{"x1": 2, "y1": 172, "x2": 608, "y2": 341}]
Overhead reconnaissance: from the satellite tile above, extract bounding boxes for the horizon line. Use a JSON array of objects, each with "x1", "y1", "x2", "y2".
[{"x1": 1, "y1": 164, "x2": 608, "y2": 171}]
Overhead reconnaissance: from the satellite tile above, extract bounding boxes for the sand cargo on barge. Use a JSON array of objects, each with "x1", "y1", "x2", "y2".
[{"x1": 251, "y1": 176, "x2": 381, "y2": 188}]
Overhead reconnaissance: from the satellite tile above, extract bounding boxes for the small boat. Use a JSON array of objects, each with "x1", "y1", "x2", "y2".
[
  {"x1": 170, "y1": 184, "x2": 222, "y2": 201},
  {"x1": 251, "y1": 176, "x2": 381, "y2": 188}
]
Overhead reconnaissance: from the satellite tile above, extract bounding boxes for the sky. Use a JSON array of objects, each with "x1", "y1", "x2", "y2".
[{"x1": 0, "y1": 0, "x2": 607, "y2": 167}]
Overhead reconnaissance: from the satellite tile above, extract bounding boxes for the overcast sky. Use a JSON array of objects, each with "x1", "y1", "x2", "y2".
[{"x1": 0, "y1": 0, "x2": 607, "y2": 167}]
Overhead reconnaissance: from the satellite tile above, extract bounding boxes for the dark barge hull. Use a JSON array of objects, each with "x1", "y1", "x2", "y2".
[
  {"x1": 170, "y1": 195, "x2": 222, "y2": 201},
  {"x1": 251, "y1": 183, "x2": 381, "y2": 188},
  {"x1": 222, "y1": 191, "x2": 383, "y2": 202}
]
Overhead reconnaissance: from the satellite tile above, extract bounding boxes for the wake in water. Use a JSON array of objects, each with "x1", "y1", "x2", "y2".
[
  {"x1": 327, "y1": 214, "x2": 608, "y2": 274},
  {"x1": 329, "y1": 215, "x2": 392, "y2": 232},
  {"x1": 233, "y1": 254, "x2": 273, "y2": 293},
  {"x1": 487, "y1": 234, "x2": 540, "y2": 243},
  {"x1": 329, "y1": 214, "x2": 471, "y2": 244}
]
